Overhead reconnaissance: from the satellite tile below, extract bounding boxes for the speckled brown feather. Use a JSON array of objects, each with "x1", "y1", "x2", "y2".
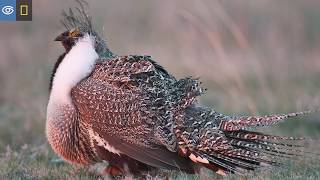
[{"x1": 69, "y1": 55, "x2": 197, "y2": 172}]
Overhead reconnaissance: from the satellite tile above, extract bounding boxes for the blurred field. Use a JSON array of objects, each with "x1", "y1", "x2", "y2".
[{"x1": 0, "y1": 0, "x2": 320, "y2": 179}]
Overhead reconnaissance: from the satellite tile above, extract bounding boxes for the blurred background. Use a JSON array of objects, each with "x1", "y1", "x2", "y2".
[{"x1": 0, "y1": 0, "x2": 320, "y2": 179}]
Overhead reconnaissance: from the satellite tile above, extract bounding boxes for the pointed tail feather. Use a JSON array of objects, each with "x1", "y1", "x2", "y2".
[
  {"x1": 219, "y1": 110, "x2": 313, "y2": 131},
  {"x1": 226, "y1": 130, "x2": 320, "y2": 157},
  {"x1": 229, "y1": 139, "x2": 303, "y2": 158},
  {"x1": 226, "y1": 130, "x2": 305, "y2": 141}
]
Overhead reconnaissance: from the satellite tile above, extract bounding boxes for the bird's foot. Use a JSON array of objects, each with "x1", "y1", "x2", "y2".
[{"x1": 103, "y1": 165, "x2": 124, "y2": 177}]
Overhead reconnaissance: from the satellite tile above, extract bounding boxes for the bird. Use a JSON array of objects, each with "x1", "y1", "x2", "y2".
[{"x1": 46, "y1": 2, "x2": 315, "y2": 178}]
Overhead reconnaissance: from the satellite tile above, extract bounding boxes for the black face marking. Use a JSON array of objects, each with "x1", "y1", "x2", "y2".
[
  {"x1": 62, "y1": 39, "x2": 75, "y2": 52},
  {"x1": 49, "y1": 52, "x2": 66, "y2": 91},
  {"x1": 55, "y1": 30, "x2": 84, "y2": 52}
]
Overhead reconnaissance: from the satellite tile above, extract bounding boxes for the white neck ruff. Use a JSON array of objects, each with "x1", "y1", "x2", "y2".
[{"x1": 49, "y1": 34, "x2": 99, "y2": 104}]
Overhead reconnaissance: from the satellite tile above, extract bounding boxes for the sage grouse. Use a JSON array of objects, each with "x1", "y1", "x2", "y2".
[{"x1": 46, "y1": 3, "x2": 314, "y2": 177}]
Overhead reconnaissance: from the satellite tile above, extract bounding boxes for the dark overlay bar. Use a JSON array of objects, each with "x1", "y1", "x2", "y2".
[{"x1": 16, "y1": 0, "x2": 32, "y2": 21}]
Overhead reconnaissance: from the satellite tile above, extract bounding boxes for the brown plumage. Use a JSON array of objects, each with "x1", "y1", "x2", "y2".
[{"x1": 46, "y1": 2, "x2": 316, "y2": 178}]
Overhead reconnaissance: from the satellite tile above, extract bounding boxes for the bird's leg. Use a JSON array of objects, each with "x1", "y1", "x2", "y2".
[{"x1": 102, "y1": 164, "x2": 125, "y2": 177}]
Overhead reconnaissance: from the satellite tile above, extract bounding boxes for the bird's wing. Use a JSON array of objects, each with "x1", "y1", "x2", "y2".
[
  {"x1": 92, "y1": 55, "x2": 174, "y2": 83},
  {"x1": 95, "y1": 129, "x2": 195, "y2": 172},
  {"x1": 71, "y1": 55, "x2": 195, "y2": 171}
]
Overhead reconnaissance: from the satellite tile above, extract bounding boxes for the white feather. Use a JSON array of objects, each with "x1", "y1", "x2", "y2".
[
  {"x1": 49, "y1": 34, "x2": 99, "y2": 104},
  {"x1": 88, "y1": 128, "x2": 121, "y2": 155},
  {"x1": 189, "y1": 153, "x2": 209, "y2": 164}
]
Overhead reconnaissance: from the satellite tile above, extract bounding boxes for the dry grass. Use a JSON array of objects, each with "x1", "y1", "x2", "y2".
[{"x1": 0, "y1": 0, "x2": 320, "y2": 179}]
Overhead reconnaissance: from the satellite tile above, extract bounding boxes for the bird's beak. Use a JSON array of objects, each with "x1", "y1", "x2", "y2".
[{"x1": 54, "y1": 34, "x2": 65, "y2": 41}]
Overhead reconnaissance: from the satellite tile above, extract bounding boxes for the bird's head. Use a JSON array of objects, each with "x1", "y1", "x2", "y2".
[
  {"x1": 55, "y1": 1, "x2": 114, "y2": 58},
  {"x1": 50, "y1": 1, "x2": 115, "y2": 91},
  {"x1": 54, "y1": 27, "x2": 84, "y2": 51}
]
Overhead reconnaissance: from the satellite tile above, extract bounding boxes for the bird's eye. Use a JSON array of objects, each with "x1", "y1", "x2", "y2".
[{"x1": 69, "y1": 28, "x2": 80, "y2": 38}]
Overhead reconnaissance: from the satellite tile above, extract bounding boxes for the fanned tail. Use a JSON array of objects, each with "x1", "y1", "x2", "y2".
[{"x1": 175, "y1": 107, "x2": 318, "y2": 176}]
